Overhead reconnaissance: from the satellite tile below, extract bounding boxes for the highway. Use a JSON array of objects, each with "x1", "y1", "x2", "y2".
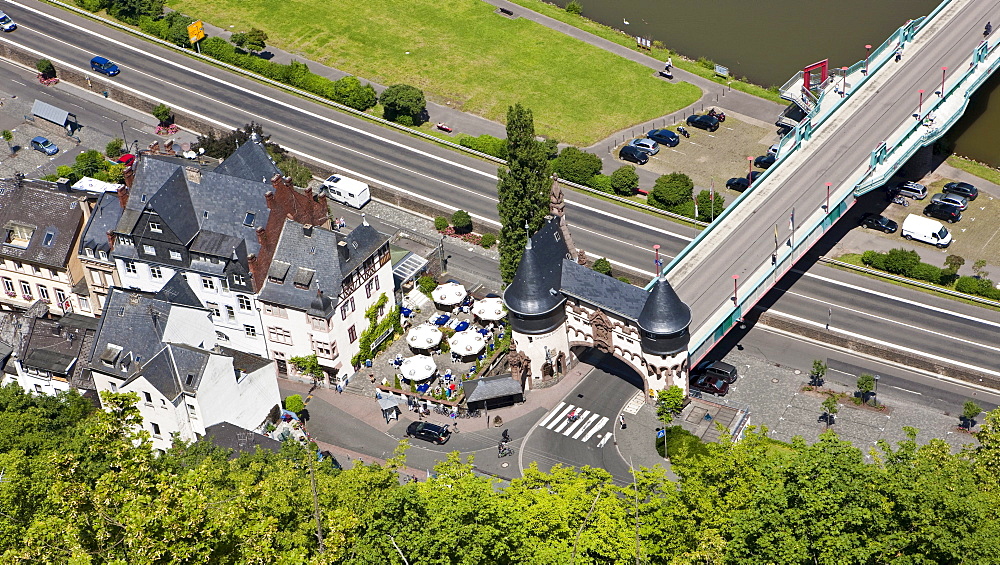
[{"x1": 0, "y1": 0, "x2": 997, "y2": 384}]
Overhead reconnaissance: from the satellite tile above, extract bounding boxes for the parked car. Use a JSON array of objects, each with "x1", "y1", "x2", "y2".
[
  {"x1": 902, "y1": 214, "x2": 952, "y2": 248},
  {"x1": 726, "y1": 177, "x2": 750, "y2": 191},
  {"x1": 690, "y1": 374, "x2": 730, "y2": 396},
  {"x1": 931, "y1": 192, "x2": 968, "y2": 211},
  {"x1": 0, "y1": 11, "x2": 16, "y2": 32},
  {"x1": 619, "y1": 145, "x2": 649, "y2": 165},
  {"x1": 923, "y1": 201, "x2": 962, "y2": 223},
  {"x1": 405, "y1": 422, "x2": 451, "y2": 445},
  {"x1": 692, "y1": 360, "x2": 738, "y2": 384},
  {"x1": 629, "y1": 138, "x2": 659, "y2": 155},
  {"x1": 686, "y1": 114, "x2": 720, "y2": 132},
  {"x1": 754, "y1": 153, "x2": 776, "y2": 169},
  {"x1": 891, "y1": 181, "x2": 927, "y2": 200},
  {"x1": 90, "y1": 56, "x2": 120, "y2": 76},
  {"x1": 859, "y1": 213, "x2": 898, "y2": 233},
  {"x1": 29, "y1": 136, "x2": 58, "y2": 156},
  {"x1": 942, "y1": 181, "x2": 978, "y2": 200},
  {"x1": 646, "y1": 128, "x2": 680, "y2": 147}
]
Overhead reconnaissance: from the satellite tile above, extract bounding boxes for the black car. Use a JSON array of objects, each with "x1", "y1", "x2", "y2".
[
  {"x1": 726, "y1": 177, "x2": 750, "y2": 191},
  {"x1": 406, "y1": 422, "x2": 452, "y2": 444},
  {"x1": 943, "y1": 181, "x2": 979, "y2": 201},
  {"x1": 692, "y1": 360, "x2": 738, "y2": 384},
  {"x1": 646, "y1": 128, "x2": 680, "y2": 147},
  {"x1": 859, "y1": 213, "x2": 898, "y2": 233},
  {"x1": 619, "y1": 145, "x2": 649, "y2": 165},
  {"x1": 686, "y1": 114, "x2": 720, "y2": 132},
  {"x1": 754, "y1": 153, "x2": 776, "y2": 169},
  {"x1": 923, "y1": 202, "x2": 962, "y2": 223},
  {"x1": 690, "y1": 374, "x2": 730, "y2": 396}
]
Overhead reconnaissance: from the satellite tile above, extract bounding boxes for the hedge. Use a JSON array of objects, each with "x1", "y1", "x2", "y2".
[{"x1": 862, "y1": 250, "x2": 1000, "y2": 300}]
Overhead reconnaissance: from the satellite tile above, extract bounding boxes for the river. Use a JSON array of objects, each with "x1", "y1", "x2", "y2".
[{"x1": 554, "y1": 0, "x2": 1000, "y2": 166}]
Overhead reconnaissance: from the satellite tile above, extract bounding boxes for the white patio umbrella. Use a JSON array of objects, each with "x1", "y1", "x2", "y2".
[
  {"x1": 449, "y1": 330, "x2": 486, "y2": 357},
  {"x1": 406, "y1": 323, "x2": 443, "y2": 350},
  {"x1": 400, "y1": 354, "x2": 437, "y2": 381},
  {"x1": 472, "y1": 296, "x2": 506, "y2": 321},
  {"x1": 432, "y1": 281, "x2": 467, "y2": 306}
]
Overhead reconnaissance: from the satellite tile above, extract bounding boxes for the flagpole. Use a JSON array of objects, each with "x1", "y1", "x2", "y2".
[{"x1": 710, "y1": 178, "x2": 715, "y2": 222}]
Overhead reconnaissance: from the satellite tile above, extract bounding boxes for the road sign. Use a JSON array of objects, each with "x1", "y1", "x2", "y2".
[
  {"x1": 188, "y1": 20, "x2": 206, "y2": 44},
  {"x1": 657, "y1": 429, "x2": 666, "y2": 438},
  {"x1": 714, "y1": 64, "x2": 729, "y2": 77}
]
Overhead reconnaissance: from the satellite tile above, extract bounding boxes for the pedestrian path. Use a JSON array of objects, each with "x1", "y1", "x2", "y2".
[{"x1": 537, "y1": 402, "x2": 613, "y2": 445}]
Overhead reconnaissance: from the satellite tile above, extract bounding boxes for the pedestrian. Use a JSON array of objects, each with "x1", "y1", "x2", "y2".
[
  {"x1": 369, "y1": 373, "x2": 376, "y2": 384},
  {"x1": 894, "y1": 44, "x2": 903, "y2": 62},
  {"x1": 337, "y1": 383, "x2": 343, "y2": 394},
  {"x1": 665, "y1": 57, "x2": 672, "y2": 74},
  {"x1": 619, "y1": 414, "x2": 627, "y2": 430}
]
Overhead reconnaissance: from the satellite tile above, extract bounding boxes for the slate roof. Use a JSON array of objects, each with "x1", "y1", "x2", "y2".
[
  {"x1": 216, "y1": 345, "x2": 272, "y2": 374},
  {"x1": 464, "y1": 374, "x2": 524, "y2": 403},
  {"x1": 90, "y1": 290, "x2": 174, "y2": 380},
  {"x1": 560, "y1": 259, "x2": 649, "y2": 320},
  {"x1": 503, "y1": 216, "x2": 570, "y2": 316},
  {"x1": 257, "y1": 219, "x2": 388, "y2": 314},
  {"x1": 80, "y1": 191, "x2": 123, "y2": 255},
  {"x1": 637, "y1": 276, "x2": 691, "y2": 335},
  {"x1": 202, "y1": 421, "x2": 282, "y2": 457},
  {"x1": 210, "y1": 138, "x2": 282, "y2": 183},
  {"x1": 19, "y1": 314, "x2": 97, "y2": 382},
  {"x1": 154, "y1": 273, "x2": 203, "y2": 308},
  {"x1": 0, "y1": 179, "x2": 84, "y2": 269}
]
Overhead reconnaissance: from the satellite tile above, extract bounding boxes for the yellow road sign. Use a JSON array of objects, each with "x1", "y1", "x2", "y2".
[{"x1": 187, "y1": 20, "x2": 205, "y2": 44}]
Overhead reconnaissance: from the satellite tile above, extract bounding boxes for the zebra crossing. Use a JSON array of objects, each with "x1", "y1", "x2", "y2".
[{"x1": 537, "y1": 402, "x2": 613, "y2": 445}]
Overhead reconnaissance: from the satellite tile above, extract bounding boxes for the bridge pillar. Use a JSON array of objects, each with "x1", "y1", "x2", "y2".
[{"x1": 900, "y1": 145, "x2": 934, "y2": 179}]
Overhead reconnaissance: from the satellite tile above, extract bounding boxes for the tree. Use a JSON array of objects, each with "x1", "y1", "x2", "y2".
[
  {"x1": 972, "y1": 259, "x2": 990, "y2": 279},
  {"x1": 72, "y1": 150, "x2": 107, "y2": 179},
  {"x1": 451, "y1": 210, "x2": 473, "y2": 234},
  {"x1": 647, "y1": 173, "x2": 693, "y2": 210},
  {"x1": 497, "y1": 103, "x2": 550, "y2": 283},
  {"x1": 592, "y1": 257, "x2": 612, "y2": 276},
  {"x1": 105, "y1": 138, "x2": 125, "y2": 159},
  {"x1": 417, "y1": 275, "x2": 438, "y2": 296},
  {"x1": 284, "y1": 394, "x2": 306, "y2": 414},
  {"x1": 35, "y1": 58, "x2": 55, "y2": 78},
  {"x1": 694, "y1": 189, "x2": 725, "y2": 222},
  {"x1": 857, "y1": 373, "x2": 875, "y2": 405},
  {"x1": 152, "y1": 103, "x2": 172, "y2": 125},
  {"x1": 551, "y1": 147, "x2": 602, "y2": 185},
  {"x1": 944, "y1": 254, "x2": 965, "y2": 274},
  {"x1": 609, "y1": 165, "x2": 639, "y2": 196},
  {"x1": 108, "y1": 0, "x2": 165, "y2": 25},
  {"x1": 1, "y1": 130, "x2": 12, "y2": 156},
  {"x1": 963, "y1": 400, "x2": 982, "y2": 430},
  {"x1": 588, "y1": 173, "x2": 612, "y2": 193},
  {"x1": 657, "y1": 386, "x2": 685, "y2": 425},
  {"x1": 332, "y1": 76, "x2": 377, "y2": 111},
  {"x1": 232, "y1": 27, "x2": 268, "y2": 53},
  {"x1": 380, "y1": 84, "x2": 426, "y2": 125},
  {"x1": 821, "y1": 395, "x2": 839, "y2": 428},
  {"x1": 809, "y1": 359, "x2": 827, "y2": 386},
  {"x1": 289, "y1": 354, "x2": 324, "y2": 382}
]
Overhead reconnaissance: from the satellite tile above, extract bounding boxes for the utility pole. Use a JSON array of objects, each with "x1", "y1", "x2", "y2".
[{"x1": 309, "y1": 455, "x2": 325, "y2": 554}]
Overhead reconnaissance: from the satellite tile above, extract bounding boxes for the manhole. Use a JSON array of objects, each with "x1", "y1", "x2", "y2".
[
  {"x1": 794, "y1": 369, "x2": 801, "y2": 375},
  {"x1": 771, "y1": 378, "x2": 779, "y2": 383},
  {"x1": 500, "y1": 462, "x2": 509, "y2": 468}
]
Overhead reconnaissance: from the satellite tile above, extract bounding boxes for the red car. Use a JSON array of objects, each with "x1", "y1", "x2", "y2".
[{"x1": 690, "y1": 374, "x2": 730, "y2": 396}]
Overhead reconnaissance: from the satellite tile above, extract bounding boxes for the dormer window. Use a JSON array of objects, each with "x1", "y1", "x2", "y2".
[
  {"x1": 98, "y1": 250, "x2": 107, "y2": 260},
  {"x1": 243, "y1": 212, "x2": 255, "y2": 227},
  {"x1": 4, "y1": 223, "x2": 34, "y2": 249},
  {"x1": 149, "y1": 222, "x2": 162, "y2": 233},
  {"x1": 84, "y1": 248, "x2": 94, "y2": 257}
]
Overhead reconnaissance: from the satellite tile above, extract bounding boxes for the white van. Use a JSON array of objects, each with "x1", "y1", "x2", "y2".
[
  {"x1": 321, "y1": 174, "x2": 371, "y2": 209},
  {"x1": 901, "y1": 214, "x2": 952, "y2": 248}
]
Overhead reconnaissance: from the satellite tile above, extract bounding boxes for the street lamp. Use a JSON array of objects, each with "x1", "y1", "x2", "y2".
[
  {"x1": 918, "y1": 89, "x2": 925, "y2": 114},
  {"x1": 940, "y1": 66, "x2": 948, "y2": 96},
  {"x1": 747, "y1": 156, "x2": 753, "y2": 183},
  {"x1": 119, "y1": 119, "x2": 128, "y2": 144},
  {"x1": 732, "y1": 274, "x2": 739, "y2": 305},
  {"x1": 874, "y1": 374, "x2": 880, "y2": 406},
  {"x1": 840, "y1": 67, "x2": 848, "y2": 97},
  {"x1": 864, "y1": 44, "x2": 872, "y2": 74},
  {"x1": 824, "y1": 182, "x2": 831, "y2": 211}
]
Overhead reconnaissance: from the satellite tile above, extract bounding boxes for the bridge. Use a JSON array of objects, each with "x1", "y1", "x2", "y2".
[{"x1": 661, "y1": 0, "x2": 999, "y2": 364}]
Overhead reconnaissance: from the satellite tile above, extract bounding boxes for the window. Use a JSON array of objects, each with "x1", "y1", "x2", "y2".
[
  {"x1": 123, "y1": 260, "x2": 137, "y2": 275},
  {"x1": 221, "y1": 278, "x2": 229, "y2": 293},
  {"x1": 98, "y1": 250, "x2": 108, "y2": 260},
  {"x1": 243, "y1": 212, "x2": 255, "y2": 226},
  {"x1": 375, "y1": 276, "x2": 380, "y2": 291},
  {"x1": 314, "y1": 340, "x2": 333, "y2": 358},
  {"x1": 365, "y1": 280, "x2": 373, "y2": 298},
  {"x1": 350, "y1": 297, "x2": 355, "y2": 312},
  {"x1": 186, "y1": 374, "x2": 195, "y2": 385},
  {"x1": 90, "y1": 270, "x2": 105, "y2": 286},
  {"x1": 233, "y1": 274, "x2": 246, "y2": 285},
  {"x1": 117, "y1": 236, "x2": 133, "y2": 247},
  {"x1": 267, "y1": 327, "x2": 292, "y2": 345},
  {"x1": 1, "y1": 278, "x2": 12, "y2": 294},
  {"x1": 143, "y1": 391, "x2": 152, "y2": 404},
  {"x1": 341, "y1": 303, "x2": 349, "y2": 320},
  {"x1": 150, "y1": 266, "x2": 162, "y2": 279},
  {"x1": 188, "y1": 404, "x2": 197, "y2": 417},
  {"x1": 151, "y1": 422, "x2": 161, "y2": 437},
  {"x1": 169, "y1": 250, "x2": 182, "y2": 261},
  {"x1": 5, "y1": 224, "x2": 34, "y2": 248},
  {"x1": 19, "y1": 281, "x2": 31, "y2": 298},
  {"x1": 348, "y1": 325, "x2": 357, "y2": 343},
  {"x1": 32, "y1": 265, "x2": 41, "y2": 275},
  {"x1": 34, "y1": 384, "x2": 43, "y2": 393},
  {"x1": 84, "y1": 248, "x2": 94, "y2": 257},
  {"x1": 149, "y1": 222, "x2": 162, "y2": 233},
  {"x1": 79, "y1": 296, "x2": 91, "y2": 312},
  {"x1": 202, "y1": 277, "x2": 215, "y2": 291},
  {"x1": 263, "y1": 303, "x2": 287, "y2": 318},
  {"x1": 311, "y1": 317, "x2": 327, "y2": 331},
  {"x1": 13, "y1": 261, "x2": 22, "y2": 272},
  {"x1": 244, "y1": 325, "x2": 257, "y2": 337},
  {"x1": 206, "y1": 302, "x2": 221, "y2": 317},
  {"x1": 55, "y1": 289, "x2": 66, "y2": 307},
  {"x1": 109, "y1": 383, "x2": 117, "y2": 392},
  {"x1": 225, "y1": 305, "x2": 235, "y2": 321},
  {"x1": 37, "y1": 285, "x2": 49, "y2": 300},
  {"x1": 237, "y1": 294, "x2": 252, "y2": 311},
  {"x1": 142, "y1": 244, "x2": 156, "y2": 256}
]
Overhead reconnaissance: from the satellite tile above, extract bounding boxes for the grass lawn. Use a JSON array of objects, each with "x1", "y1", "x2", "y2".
[
  {"x1": 946, "y1": 155, "x2": 1000, "y2": 186},
  {"x1": 166, "y1": 0, "x2": 701, "y2": 145}
]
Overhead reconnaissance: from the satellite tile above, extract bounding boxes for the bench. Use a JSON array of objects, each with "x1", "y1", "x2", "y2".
[{"x1": 497, "y1": 7, "x2": 514, "y2": 16}]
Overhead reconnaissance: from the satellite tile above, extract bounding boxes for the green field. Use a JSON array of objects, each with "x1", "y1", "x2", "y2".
[{"x1": 166, "y1": 0, "x2": 701, "y2": 145}]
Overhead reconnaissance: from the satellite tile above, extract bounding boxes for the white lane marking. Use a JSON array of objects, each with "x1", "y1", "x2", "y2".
[
  {"x1": 887, "y1": 385, "x2": 923, "y2": 395},
  {"x1": 782, "y1": 290, "x2": 1000, "y2": 354},
  {"x1": 800, "y1": 271, "x2": 1000, "y2": 328},
  {"x1": 767, "y1": 310, "x2": 1000, "y2": 378},
  {"x1": 581, "y1": 417, "x2": 609, "y2": 441},
  {"x1": 547, "y1": 405, "x2": 575, "y2": 430},
  {"x1": 596, "y1": 432, "x2": 612, "y2": 448},
  {"x1": 553, "y1": 414, "x2": 573, "y2": 433},
  {"x1": 562, "y1": 410, "x2": 590, "y2": 436},
  {"x1": 537, "y1": 402, "x2": 565, "y2": 428},
  {"x1": 572, "y1": 413, "x2": 601, "y2": 439}
]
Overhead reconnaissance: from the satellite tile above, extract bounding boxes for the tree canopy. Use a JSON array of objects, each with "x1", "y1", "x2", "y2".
[{"x1": 379, "y1": 84, "x2": 426, "y2": 125}]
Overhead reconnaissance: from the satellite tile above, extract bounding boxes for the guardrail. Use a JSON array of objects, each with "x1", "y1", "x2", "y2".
[{"x1": 818, "y1": 257, "x2": 1000, "y2": 307}]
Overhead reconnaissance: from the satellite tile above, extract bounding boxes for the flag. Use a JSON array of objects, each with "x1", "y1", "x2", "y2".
[
  {"x1": 693, "y1": 195, "x2": 698, "y2": 219},
  {"x1": 774, "y1": 223, "x2": 779, "y2": 245},
  {"x1": 789, "y1": 207, "x2": 795, "y2": 231},
  {"x1": 710, "y1": 178, "x2": 715, "y2": 201}
]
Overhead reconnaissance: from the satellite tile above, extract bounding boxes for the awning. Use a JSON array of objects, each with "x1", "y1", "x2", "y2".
[
  {"x1": 463, "y1": 375, "x2": 524, "y2": 403},
  {"x1": 32, "y1": 99, "x2": 76, "y2": 127}
]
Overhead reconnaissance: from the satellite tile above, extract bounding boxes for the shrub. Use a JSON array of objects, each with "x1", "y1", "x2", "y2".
[
  {"x1": 956, "y1": 276, "x2": 994, "y2": 296},
  {"x1": 648, "y1": 173, "x2": 693, "y2": 210},
  {"x1": 451, "y1": 210, "x2": 473, "y2": 234},
  {"x1": 588, "y1": 174, "x2": 612, "y2": 193},
  {"x1": 76, "y1": 0, "x2": 109, "y2": 11},
  {"x1": 457, "y1": 134, "x2": 508, "y2": 160},
  {"x1": 395, "y1": 115, "x2": 415, "y2": 127},
  {"x1": 694, "y1": 190, "x2": 725, "y2": 222},
  {"x1": 36, "y1": 59, "x2": 56, "y2": 78},
  {"x1": 592, "y1": 257, "x2": 612, "y2": 276},
  {"x1": 617, "y1": 276, "x2": 631, "y2": 284},
  {"x1": 332, "y1": 76, "x2": 377, "y2": 111},
  {"x1": 56, "y1": 165, "x2": 78, "y2": 184},
  {"x1": 610, "y1": 165, "x2": 639, "y2": 196},
  {"x1": 380, "y1": 84, "x2": 426, "y2": 124},
  {"x1": 861, "y1": 250, "x2": 885, "y2": 270},
  {"x1": 883, "y1": 248, "x2": 921, "y2": 276},
  {"x1": 105, "y1": 138, "x2": 125, "y2": 159},
  {"x1": 152, "y1": 103, "x2": 172, "y2": 125},
  {"x1": 232, "y1": 27, "x2": 268, "y2": 53},
  {"x1": 552, "y1": 147, "x2": 603, "y2": 185},
  {"x1": 417, "y1": 275, "x2": 438, "y2": 296},
  {"x1": 565, "y1": 0, "x2": 583, "y2": 15},
  {"x1": 283, "y1": 394, "x2": 305, "y2": 414},
  {"x1": 434, "y1": 216, "x2": 450, "y2": 231},
  {"x1": 909, "y1": 262, "x2": 943, "y2": 284},
  {"x1": 480, "y1": 233, "x2": 496, "y2": 248}
]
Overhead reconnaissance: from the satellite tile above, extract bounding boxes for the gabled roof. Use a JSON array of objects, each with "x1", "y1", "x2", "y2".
[
  {"x1": 0, "y1": 178, "x2": 84, "y2": 269},
  {"x1": 154, "y1": 273, "x2": 202, "y2": 308},
  {"x1": 503, "y1": 216, "x2": 569, "y2": 316},
  {"x1": 147, "y1": 167, "x2": 199, "y2": 244},
  {"x1": 210, "y1": 138, "x2": 282, "y2": 183},
  {"x1": 202, "y1": 421, "x2": 282, "y2": 457},
  {"x1": 80, "y1": 191, "x2": 123, "y2": 254},
  {"x1": 560, "y1": 259, "x2": 649, "y2": 320}
]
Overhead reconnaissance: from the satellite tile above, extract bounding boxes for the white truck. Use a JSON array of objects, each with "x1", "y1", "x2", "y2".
[
  {"x1": 901, "y1": 214, "x2": 952, "y2": 248},
  {"x1": 321, "y1": 173, "x2": 371, "y2": 209}
]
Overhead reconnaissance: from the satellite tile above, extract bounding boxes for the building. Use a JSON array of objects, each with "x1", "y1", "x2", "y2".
[
  {"x1": 0, "y1": 310, "x2": 97, "y2": 396},
  {"x1": 0, "y1": 177, "x2": 89, "y2": 316},
  {"x1": 108, "y1": 138, "x2": 329, "y2": 353},
  {"x1": 77, "y1": 191, "x2": 124, "y2": 316},
  {"x1": 256, "y1": 217, "x2": 392, "y2": 383},
  {"x1": 502, "y1": 181, "x2": 692, "y2": 395},
  {"x1": 88, "y1": 282, "x2": 280, "y2": 452}
]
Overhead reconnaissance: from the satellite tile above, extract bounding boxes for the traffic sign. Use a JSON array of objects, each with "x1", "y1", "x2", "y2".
[
  {"x1": 656, "y1": 429, "x2": 666, "y2": 438},
  {"x1": 188, "y1": 20, "x2": 206, "y2": 44}
]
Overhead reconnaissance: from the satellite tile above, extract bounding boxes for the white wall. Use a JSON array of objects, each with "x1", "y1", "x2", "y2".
[{"x1": 197, "y1": 354, "x2": 280, "y2": 432}]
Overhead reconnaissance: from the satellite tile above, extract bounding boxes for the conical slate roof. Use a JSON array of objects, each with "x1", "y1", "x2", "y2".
[
  {"x1": 503, "y1": 217, "x2": 569, "y2": 316},
  {"x1": 637, "y1": 275, "x2": 691, "y2": 335}
]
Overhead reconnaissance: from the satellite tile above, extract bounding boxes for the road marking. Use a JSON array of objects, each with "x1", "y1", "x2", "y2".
[
  {"x1": 572, "y1": 413, "x2": 601, "y2": 439},
  {"x1": 621, "y1": 391, "x2": 645, "y2": 415},
  {"x1": 538, "y1": 402, "x2": 565, "y2": 428},
  {"x1": 887, "y1": 385, "x2": 923, "y2": 395},
  {"x1": 562, "y1": 410, "x2": 590, "y2": 436},
  {"x1": 596, "y1": 432, "x2": 612, "y2": 448},
  {"x1": 546, "y1": 405, "x2": 575, "y2": 430},
  {"x1": 581, "y1": 417, "x2": 609, "y2": 442}
]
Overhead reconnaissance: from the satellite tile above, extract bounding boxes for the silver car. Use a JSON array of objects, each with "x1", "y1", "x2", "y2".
[
  {"x1": 931, "y1": 192, "x2": 968, "y2": 211},
  {"x1": 629, "y1": 138, "x2": 659, "y2": 155},
  {"x1": 0, "y1": 11, "x2": 16, "y2": 32}
]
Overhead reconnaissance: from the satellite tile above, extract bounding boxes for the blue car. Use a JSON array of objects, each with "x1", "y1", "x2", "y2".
[
  {"x1": 30, "y1": 136, "x2": 59, "y2": 156},
  {"x1": 90, "y1": 56, "x2": 120, "y2": 76},
  {"x1": 646, "y1": 128, "x2": 680, "y2": 147}
]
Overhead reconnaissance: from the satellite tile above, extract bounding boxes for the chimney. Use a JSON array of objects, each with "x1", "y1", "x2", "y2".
[
  {"x1": 271, "y1": 174, "x2": 293, "y2": 195},
  {"x1": 264, "y1": 191, "x2": 275, "y2": 208},
  {"x1": 256, "y1": 226, "x2": 267, "y2": 247},
  {"x1": 117, "y1": 187, "x2": 130, "y2": 209},
  {"x1": 337, "y1": 240, "x2": 350, "y2": 262},
  {"x1": 302, "y1": 224, "x2": 313, "y2": 237},
  {"x1": 106, "y1": 230, "x2": 116, "y2": 251},
  {"x1": 184, "y1": 166, "x2": 201, "y2": 184},
  {"x1": 78, "y1": 196, "x2": 91, "y2": 226},
  {"x1": 123, "y1": 165, "x2": 135, "y2": 188}
]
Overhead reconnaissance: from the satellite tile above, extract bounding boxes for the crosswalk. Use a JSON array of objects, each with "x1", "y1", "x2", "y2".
[{"x1": 538, "y1": 402, "x2": 614, "y2": 446}]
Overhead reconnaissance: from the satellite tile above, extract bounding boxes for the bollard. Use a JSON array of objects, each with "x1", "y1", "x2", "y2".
[{"x1": 102, "y1": 91, "x2": 109, "y2": 98}]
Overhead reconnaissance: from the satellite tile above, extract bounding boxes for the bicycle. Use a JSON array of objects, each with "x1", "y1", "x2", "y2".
[{"x1": 498, "y1": 445, "x2": 514, "y2": 458}]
